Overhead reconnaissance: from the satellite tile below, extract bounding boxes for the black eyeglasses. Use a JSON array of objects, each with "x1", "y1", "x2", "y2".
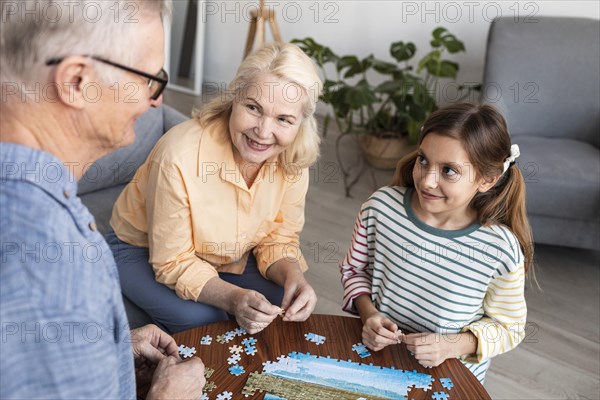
[{"x1": 46, "y1": 55, "x2": 168, "y2": 101}]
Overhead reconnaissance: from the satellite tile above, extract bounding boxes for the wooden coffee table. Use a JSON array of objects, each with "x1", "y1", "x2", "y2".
[{"x1": 173, "y1": 314, "x2": 491, "y2": 399}]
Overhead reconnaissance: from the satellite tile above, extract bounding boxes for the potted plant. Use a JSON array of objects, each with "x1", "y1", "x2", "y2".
[{"x1": 293, "y1": 28, "x2": 473, "y2": 177}]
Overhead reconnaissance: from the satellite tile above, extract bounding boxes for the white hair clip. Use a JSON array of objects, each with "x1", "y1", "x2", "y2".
[{"x1": 503, "y1": 144, "x2": 520, "y2": 173}]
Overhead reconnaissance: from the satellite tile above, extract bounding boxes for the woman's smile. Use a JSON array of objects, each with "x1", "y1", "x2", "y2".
[{"x1": 244, "y1": 133, "x2": 273, "y2": 151}]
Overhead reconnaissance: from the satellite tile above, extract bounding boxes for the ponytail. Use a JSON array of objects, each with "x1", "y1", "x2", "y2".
[{"x1": 472, "y1": 165, "x2": 534, "y2": 275}]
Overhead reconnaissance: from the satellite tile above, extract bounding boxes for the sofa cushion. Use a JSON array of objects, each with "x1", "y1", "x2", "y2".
[
  {"x1": 483, "y1": 17, "x2": 599, "y2": 147},
  {"x1": 78, "y1": 107, "x2": 176, "y2": 195},
  {"x1": 80, "y1": 184, "x2": 127, "y2": 235},
  {"x1": 516, "y1": 136, "x2": 599, "y2": 220}
]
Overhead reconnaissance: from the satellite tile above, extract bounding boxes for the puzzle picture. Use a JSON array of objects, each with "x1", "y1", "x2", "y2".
[{"x1": 243, "y1": 352, "x2": 435, "y2": 399}]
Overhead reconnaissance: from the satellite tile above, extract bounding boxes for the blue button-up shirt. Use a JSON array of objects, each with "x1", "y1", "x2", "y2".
[{"x1": 1, "y1": 143, "x2": 135, "y2": 399}]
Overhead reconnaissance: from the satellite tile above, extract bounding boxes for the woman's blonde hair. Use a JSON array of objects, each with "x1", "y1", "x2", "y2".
[
  {"x1": 392, "y1": 103, "x2": 534, "y2": 275},
  {"x1": 193, "y1": 42, "x2": 323, "y2": 175}
]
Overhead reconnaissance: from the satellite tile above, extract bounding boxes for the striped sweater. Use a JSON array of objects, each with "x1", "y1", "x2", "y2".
[{"x1": 340, "y1": 186, "x2": 526, "y2": 383}]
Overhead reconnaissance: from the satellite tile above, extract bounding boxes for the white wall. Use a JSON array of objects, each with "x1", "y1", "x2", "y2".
[
  {"x1": 169, "y1": 1, "x2": 189, "y2": 80},
  {"x1": 199, "y1": 0, "x2": 598, "y2": 103}
]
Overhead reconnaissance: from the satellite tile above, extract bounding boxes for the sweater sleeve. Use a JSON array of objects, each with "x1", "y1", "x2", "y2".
[
  {"x1": 340, "y1": 211, "x2": 373, "y2": 315},
  {"x1": 461, "y1": 264, "x2": 527, "y2": 363}
]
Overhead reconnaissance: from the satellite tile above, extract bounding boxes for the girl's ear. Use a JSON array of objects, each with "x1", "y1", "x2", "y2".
[{"x1": 478, "y1": 175, "x2": 501, "y2": 193}]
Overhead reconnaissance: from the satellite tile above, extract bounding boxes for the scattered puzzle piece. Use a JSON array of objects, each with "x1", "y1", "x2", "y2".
[
  {"x1": 204, "y1": 367, "x2": 214, "y2": 379},
  {"x1": 432, "y1": 392, "x2": 450, "y2": 400},
  {"x1": 227, "y1": 353, "x2": 241, "y2": 365},
  {"x1": 241, "y1": 337, "x2": 257, "y2": 347},
  {"x1": 244, "y1": 345, "x2": 257, "y2": 356},
  {"x1": 229, "y1": 364, "x2": 246, "y2": 376},
  {"x1": 351, "y1": 342, "x2": 371, "y2": 358},
  {"x1": 204, "y1": 381, "x2": 216, "y2": 392},
  {"x1": 304, "y1": 332, "x2": 326, "y2": 345},
  {"x1": 229, "y1": 345, "x2": 243, "y2": 354},
  {"x1": 216, "y1": 391, "x2": 233, "y2": 400},
  {"x1": 200, "y1": 335, "x2": 212, "y2": 345},
  {"x1": 439, "y1": 377, "x2": 454, "y2": 390},
  {"x1": 200, "y1": 393, "x2": 209, "y2": 400},
  {"x1": 351, "y1": 343, "x2": 367, "y2": 353},
  {"x1": 233, "y1": 327, "x2": 247, "y2": 336},
  {"x1": 177, "y1": 344, "x2": 196, "y2": 358},
  {"x1": 216, "y1": 334, "x2": 227, "y2": 344}
]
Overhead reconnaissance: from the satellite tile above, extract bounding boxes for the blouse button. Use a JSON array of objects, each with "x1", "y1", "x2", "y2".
[
  {"x1": 89, "y1": 222, "x2": 97, "y2": 231},
  {"x1": 63, "y1": 190, "x2": 70, "y2": 199}
]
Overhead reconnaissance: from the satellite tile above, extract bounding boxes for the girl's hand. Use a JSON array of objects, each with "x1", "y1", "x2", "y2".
[
  {"x1": 362, "y1": 313, "x2": 402, "y2": 351},
  {"x1": 281, "y1": 276, "x2": 317, "y2": 322},
  {"x1": 404, "y1": 332, "x2": 476, "y2": 368},
  {"x1": 232, "y1": 289, "x2": 281, "y2": 334}
]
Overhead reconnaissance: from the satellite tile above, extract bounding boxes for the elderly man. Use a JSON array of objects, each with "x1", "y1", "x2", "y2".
[{"x1": 0, "y1": 1, "x2": 205, "y2": 398}]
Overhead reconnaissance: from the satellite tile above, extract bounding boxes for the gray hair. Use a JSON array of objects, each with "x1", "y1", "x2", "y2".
[{"x1": 0, "y1": 0, "x2": 171, "y2": 86}]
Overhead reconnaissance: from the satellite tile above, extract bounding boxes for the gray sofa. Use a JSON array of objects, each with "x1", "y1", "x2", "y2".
[
  {"x1": 482, "y1": 17, "x2": 599, "y2": 251},
  {"x1": 78, "y1": 105, "x2": 189, "y2": 327}
]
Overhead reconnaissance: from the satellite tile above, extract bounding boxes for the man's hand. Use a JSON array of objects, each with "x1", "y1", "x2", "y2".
[
  {"x1": 130, "y1": 324, "x2": 179, "y2": 363},
  {"x1": 232, "y1": 289, "x2": 281, "y2": 334},
  {"x1": 146, "y1": 356, "x2": 205, "y2": 400},
  {"x1": 403, "y1": 332, "x2": 477, "y2": 368},
  {"x1": 280, "y1": 275, "x2": 316, "y2": 322},
  {"x1": 362, "y1": 313, "x2": 402, "y2": 351}
]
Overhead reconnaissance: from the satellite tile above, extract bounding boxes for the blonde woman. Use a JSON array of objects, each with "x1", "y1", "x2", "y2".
[{"x1": 107, "y1": 43, "x2": 322, "y2": 334}]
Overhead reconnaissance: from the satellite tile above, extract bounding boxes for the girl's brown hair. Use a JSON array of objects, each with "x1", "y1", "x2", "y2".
[{"x1": 392, "y1": 103, "x2": 534, "y2": 274}]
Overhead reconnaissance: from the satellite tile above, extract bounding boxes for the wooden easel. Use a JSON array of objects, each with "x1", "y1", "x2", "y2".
[{"x1": 243, "y1": 0, "x2": 283, "y2": 58}]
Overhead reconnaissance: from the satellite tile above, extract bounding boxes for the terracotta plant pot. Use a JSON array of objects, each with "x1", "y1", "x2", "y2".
[{"x1": 358, "y1": 134, "x2": 416, "y2": 170}]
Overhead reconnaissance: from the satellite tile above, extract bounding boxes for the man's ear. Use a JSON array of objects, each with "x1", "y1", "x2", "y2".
[
  {"x1": 52, "y1": 56, "x2": 95, "y2": 109},
  {"x1": 478, "y1": 175, "x2": 501, "y2": 193}
]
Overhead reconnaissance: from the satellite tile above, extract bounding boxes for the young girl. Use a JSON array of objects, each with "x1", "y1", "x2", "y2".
[{"x1": 340, "y1": 103, "x2": 533, "y2": 383}]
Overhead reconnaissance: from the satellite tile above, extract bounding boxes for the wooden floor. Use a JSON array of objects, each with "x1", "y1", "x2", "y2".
[{"x1": 164, "y1": 89, "x2": 600, "y2": 399}]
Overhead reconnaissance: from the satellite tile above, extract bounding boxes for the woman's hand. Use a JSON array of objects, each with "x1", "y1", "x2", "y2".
[
  {"x1": 198, "y1": 277, "x2": 282, "y2": 334},
  {"x1": 280, "y1": 275, "x2": 317, "y2": 322},
  {"x1": 266, "y1": 259, "x2": 317, "y2": 322},
  {"x1": 403, "y1": 332, "x2": 477, "y2": 368},
  {"x1": 362, "y1": 312, "x2": 402, "y2": 351},
  {"x1": 232, "y1": 289, "x2": 282, "y2": 334}
]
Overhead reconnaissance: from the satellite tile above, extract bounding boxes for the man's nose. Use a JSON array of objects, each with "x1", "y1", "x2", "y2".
[{"x1": 150, "y1": 94, "x2": 163, "y2": 108}]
